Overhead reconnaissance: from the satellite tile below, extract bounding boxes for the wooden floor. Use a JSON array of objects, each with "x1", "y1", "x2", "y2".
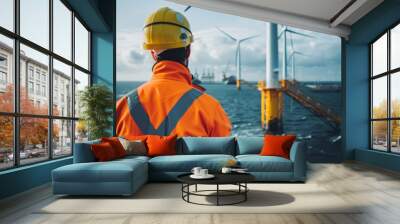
[{"x1": 1, "y1": 162, "x2": 400, "y2": 224}]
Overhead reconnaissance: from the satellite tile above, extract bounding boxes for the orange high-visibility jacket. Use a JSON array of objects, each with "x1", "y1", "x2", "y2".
[{"x1": 116, "y1": 61, "x2": 232, "y2": 137}]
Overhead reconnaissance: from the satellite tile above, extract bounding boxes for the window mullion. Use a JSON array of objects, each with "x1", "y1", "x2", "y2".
[
  {"x1": 388, "y1": 30, "x2": 391, "y2": 152},
  {"x1": 71, "y1": 10, "x2": 76, "y2": 155},
  {"x1": 13, "y1": 0, "x2": 21, "y2": 167},
  {"x1": 48, "y1": 0, "x2": 54, "y2": 160}
]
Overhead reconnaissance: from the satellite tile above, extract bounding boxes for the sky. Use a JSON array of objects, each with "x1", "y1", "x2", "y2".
[
  {"x1": 372, "y1": 28, "x2": 400, "y2": 109},
  {"x1": 117, "y1": 0, "x2": 342, "y2": 82},
  {"x1": 0, "y1": 0, "x2": 89, "y2": 72}
]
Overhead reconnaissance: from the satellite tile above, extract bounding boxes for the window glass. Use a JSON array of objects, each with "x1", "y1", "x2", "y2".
[
  {"x1": 372, "y1": 76, "x2": 387, "y2": 119},
  {"x1": 20, "y1": 0, "x2": 49, "y2": 49},
  {"x1": 0, "y1": 35, "x2": 13, "y2": 112},
  {"x1": 20, "y1": 44, "x2": 49, "y2": 115},
  {"x1": 53, "y1": 59, "x2": 72, "y2": 117},
  {"x1": 19, "y1": 117, "x2": 49, "y2": 165},
  {"x1": 0, "y1": 116, "x2": 13, "y2": 170},
  {"x1": 74, "y1": 18, "x2": 89, "y2": 69},
  {"x1": 53, "y1": 119, "x2": 72, "y2": 157},
  {"x1": 391, "y1": 72, "x2": 400, "y2": 118},
  {"x1": 53, "y1": 0, "x2": 72, "y2": 60},
  {"x1": 75, "y1": 120, "x2": 88, "y2": 143},
  {"x1": 0, "y1": 0, "x2": 14, "y2": 31},
  {"x1": 372, "y1": 33, "x2": 387, "y2": 76},
  {"x1": 74, "y1": 69, "x2": 89, "y2": 118},
  {"x1": 391, "y1": 120, "x2": 400, "y2": 153},
  {"x1": 372, "y1": 121, "x2": 388, "y2": 151},
  {"x1": 391, "y1": 24, "x2": 400, "y2": 70}
]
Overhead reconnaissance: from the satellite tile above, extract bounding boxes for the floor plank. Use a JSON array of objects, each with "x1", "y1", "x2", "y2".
[{"x1": 1, "y1": 162, "x2": 400, "y2": 224}]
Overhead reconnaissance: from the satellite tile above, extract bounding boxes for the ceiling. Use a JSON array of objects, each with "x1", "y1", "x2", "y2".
[{"x1": 168, "y1": 0, "x2": 384, "y2": 38}]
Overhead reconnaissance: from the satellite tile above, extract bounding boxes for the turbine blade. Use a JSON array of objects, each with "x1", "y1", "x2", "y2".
[
  {"x1": 216, "y1": 27, "x2": 237, "y2": 42},
  {"x1": 278, "y1": 26, "x2": 287, "y2": 39},
  {"x1": 184, "y1": 6, "x2": 192, "y2": 12},
  {"x1": 239, "y1": 34, "x2": 259, "y2": 43},
  {"x1": 286, "y1": 29, "x2": 314, "y2": 38},
  {"x1": 294, "y1": 51, "x2": 308, "y2": 56}
]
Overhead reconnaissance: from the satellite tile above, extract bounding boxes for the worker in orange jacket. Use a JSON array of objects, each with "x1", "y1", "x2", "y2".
[{"x1": 116, "y1": 7, "x2": 231, "y2": 138}]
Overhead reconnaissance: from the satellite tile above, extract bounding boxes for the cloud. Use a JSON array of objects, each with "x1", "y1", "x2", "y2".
[
  {"x1": 129, "y1": 50, "x2": 145, "y2": 63},
  {"x1": 117, "y1": 25, "x2": 341, "y2": 82}
]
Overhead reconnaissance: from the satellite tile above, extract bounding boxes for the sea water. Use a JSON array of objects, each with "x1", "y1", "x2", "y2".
[{"x1": 117, "y1": 81, "x2": 342, "y2": 162}]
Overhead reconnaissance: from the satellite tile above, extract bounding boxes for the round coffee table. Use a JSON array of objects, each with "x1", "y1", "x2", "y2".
[{"x1": 177, "y1": 173, "x2": 255, "y2": 206}]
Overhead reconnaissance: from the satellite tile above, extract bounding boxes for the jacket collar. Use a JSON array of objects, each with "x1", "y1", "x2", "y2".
[{"x1": 152, "y1": 61, "x2": 192, "y2": 84}]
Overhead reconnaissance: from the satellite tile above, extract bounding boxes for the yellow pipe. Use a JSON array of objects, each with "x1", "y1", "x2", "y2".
[
  {"x1": 236, "y1": 79, "x2": 241, "y2": 90},
  {"x1": 258, "y1": 80, "x2": 283, "y2": 133}
]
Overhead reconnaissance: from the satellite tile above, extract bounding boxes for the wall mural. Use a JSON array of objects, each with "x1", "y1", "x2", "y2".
[{"x1": 116, "y1": 0, "x2": 342, "y2": 162}]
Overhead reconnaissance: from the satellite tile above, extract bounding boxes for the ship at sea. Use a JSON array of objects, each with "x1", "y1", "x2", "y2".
[
  {"x1": 306, "y1": 82, "x2": 341, "y2": 92},
  {"x1": 222, "y1": 72, "x2": 237, "y2": 85}
]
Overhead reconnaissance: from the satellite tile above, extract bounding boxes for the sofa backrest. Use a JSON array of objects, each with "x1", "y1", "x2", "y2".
[
  {"x1": 73, "y1": 139, "x2": 100, "y2": 163},
  {"x1": 178, "y1": 137, "x2": 236, "y2": 155},
  {"x1": 236, "y1": 136, "x2": 264, "y2": 155}
]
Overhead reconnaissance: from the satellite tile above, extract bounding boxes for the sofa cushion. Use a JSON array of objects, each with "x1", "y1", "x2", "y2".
[
  {"x1": 236, "y1": 155, "x2": 293, "y2": 172},
  {"x1": 101, "y1": 137, "x2": 127, "y2": 158},
  {"x1": 149, "y1": 154, "x2": 235, "y2": 172},
  {"x1": 119, "y1": 138, "x2": 147, "y2": 156},
  {"x1": 260, "y1": 135, "x2": 296, "y2": 159},
  {"x1": 53, "y1": 158, "x2": 147, "y2": 183},
  {"x1": 236, "y1": 137, "x2": 264, "y2": 155},
  {"x1": 73, "y1": 140, "x2": 100, "y2": 163},
  {"x1": 91, "y1": 142, "x2": 118, "y2": 162},
  {"x1": 146, "y1": 135, "x2": 177, "y2": 157},
  {"x1": 178, "y1": 137, "x2": 235, "y2": 155}
]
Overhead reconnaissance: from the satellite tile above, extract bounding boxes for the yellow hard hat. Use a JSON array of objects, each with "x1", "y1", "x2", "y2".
[{"x1": 143, "y1": 7, "x2": 193, "y2": 50}]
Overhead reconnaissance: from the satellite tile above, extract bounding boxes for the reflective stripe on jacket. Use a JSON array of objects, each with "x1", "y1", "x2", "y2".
[{"x1": 116, "y1": 61, "x2": 232, "y2": 137}]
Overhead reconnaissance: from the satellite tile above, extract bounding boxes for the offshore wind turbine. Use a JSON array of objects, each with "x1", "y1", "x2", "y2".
[
  {"x1": 216, "y1": 27, "x2": 259, "y2": 90},
  {"x1": 278, "y1": 26, "x2": 313, "y2": 81},
  {"x1": 288, "y1": 32, "x2": 308, "y2": 81}
]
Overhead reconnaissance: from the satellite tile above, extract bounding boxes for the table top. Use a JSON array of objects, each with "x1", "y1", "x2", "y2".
[{"x1": 177, "y1": 172, "x2": 255, "y2": 185}]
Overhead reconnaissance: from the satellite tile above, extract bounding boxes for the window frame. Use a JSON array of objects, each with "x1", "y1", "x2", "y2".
[
  {"x1": 369, "y1": 20, "x2": 400, "y2": 154},
  {"x1": 0, "y1": 0, "x2": 92, "y2": 171}
]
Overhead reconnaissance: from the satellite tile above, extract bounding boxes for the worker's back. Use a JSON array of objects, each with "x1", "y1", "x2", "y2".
[{"x1": 116, "y1": 61, "x2": 231, "y2": 138}]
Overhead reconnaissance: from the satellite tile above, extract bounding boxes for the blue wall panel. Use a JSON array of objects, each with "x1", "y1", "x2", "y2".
[
  {"x1": 91, "y1": 32, "x2": 115, "y2": 135},
  {"x1": 344, "y1": 44, "x2": 369, "y2": 159},
  {"x1": 0, "y1": 158, "x2": 72, "y2": 199},
  {"x1": 355, "y1": 149, "x2": 400, "y2": 172},
  {"x1": 345, "y1": 0, "x2": 400, "y2": 170},
  {"x1": 92, "y1": 32, "x2": 114, "y2": 87}
]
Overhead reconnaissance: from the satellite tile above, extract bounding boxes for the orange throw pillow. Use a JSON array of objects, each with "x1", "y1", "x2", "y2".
[
  {"x1": 260, "y1": 135, "x2": 296, "y2": 159},
  {"x1": 101, "y1": 137, "x2": 126, "y2": 158},
  {"x1": 146, "y1": 135, "x2": 177, "y2": 157},
  {"x1": 91, "y1": 142, "x2": 117, "y2": 162}
]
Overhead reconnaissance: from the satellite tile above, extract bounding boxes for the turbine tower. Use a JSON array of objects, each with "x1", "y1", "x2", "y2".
[{"x1": 216, "y1": 27, "x2": 258, "y2": 90}]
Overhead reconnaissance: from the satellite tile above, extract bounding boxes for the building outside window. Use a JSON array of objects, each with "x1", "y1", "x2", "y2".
[
  {"x1": 41, "y1": 85, "x2": 46, "y2": 97},
  {"x1": 41, "y1": 73, "x2": 46, "y2": 83},
  {"x1": 28, "y1": 67, "x2": 34, "y2": 80},
  {"x1": 0, "y1": 71, "x2": 6, "y2": 84},
  {"x1": 0, "y1": 54, "x2": 7, "y2": 89},
  {"x1": 0, "y1": 54, "x2": 7, "y2": 67},
  {"x1": 35, "y1": 83, "x2": 40, "y2": 95},
  {"x1": 28, "y1": 81, "x2": 34, "y2": 94},
  {"x1": 35, "y1": 70, "x2": 40, "y2": 81},
  {"x1": 0, "y1": 0, "x2": 91, "y2": 170},
  {"x1": 370, "y1": 23, "x2": 400, "y2": 154}
]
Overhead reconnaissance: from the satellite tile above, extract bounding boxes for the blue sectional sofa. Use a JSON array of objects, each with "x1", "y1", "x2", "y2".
[{"x1": 52, "y1": 137, "x2": 306, "y2": 196}]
